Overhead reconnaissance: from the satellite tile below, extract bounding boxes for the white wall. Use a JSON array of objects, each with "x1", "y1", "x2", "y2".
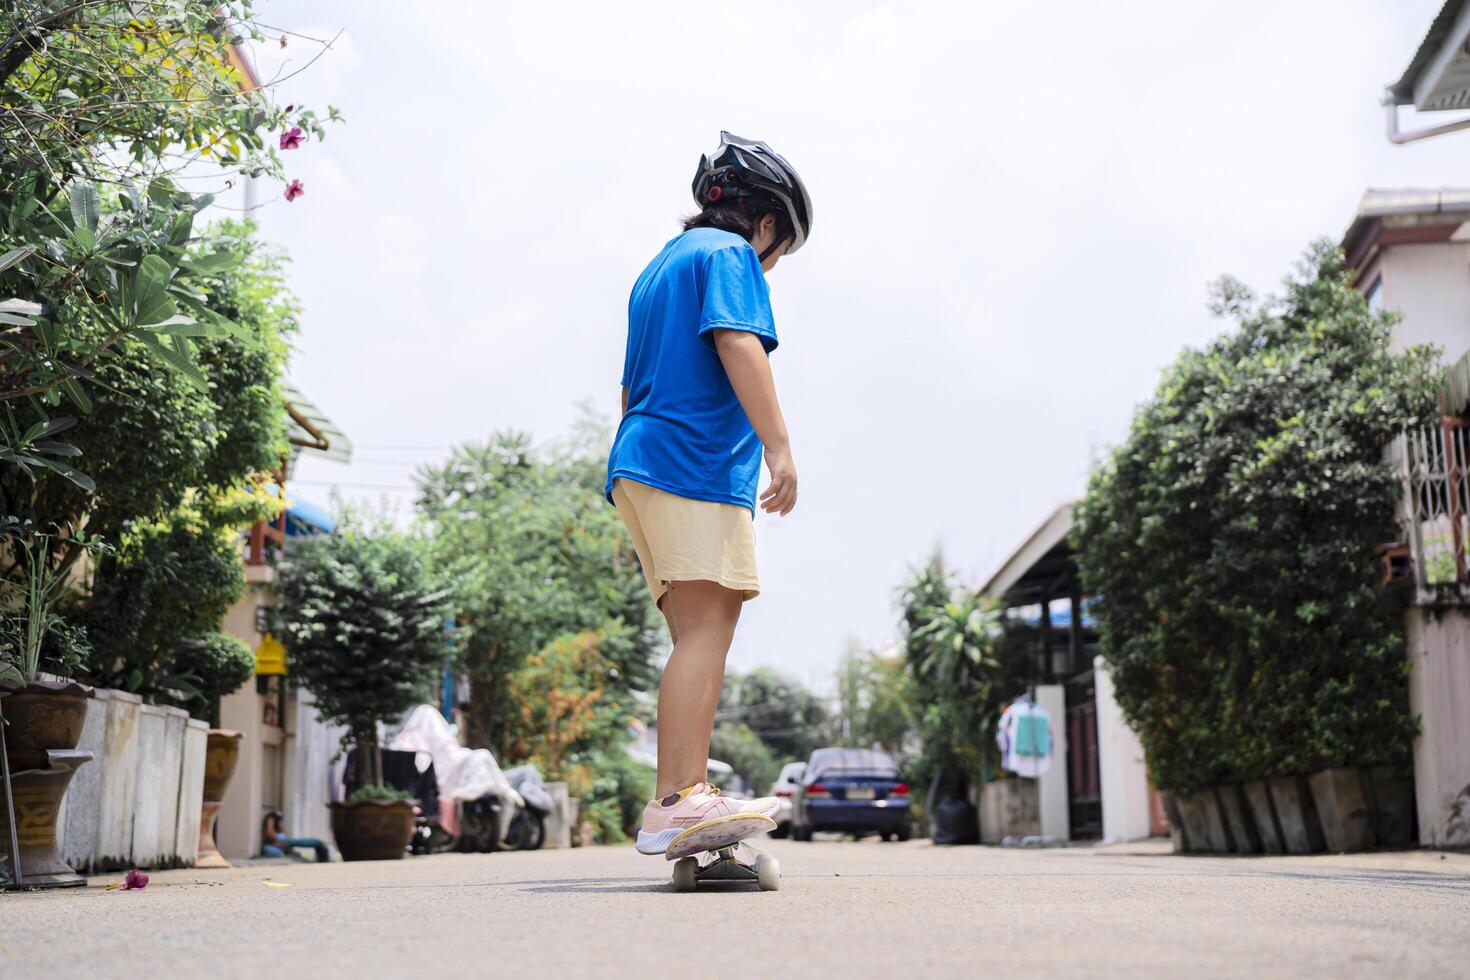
[
  {"x1": 1406, "y1": 607, "x2": 1470, "y2": 847},
  {"x1": 1094, "y1": 656, "x2": 1153, "y2": 843},
  {"x1": 1036, "y1": 684, "x2": 1070, "y2": 841},
  {"x1": 1378, "y1": 241, "x2": 1470, "y2": 359}
]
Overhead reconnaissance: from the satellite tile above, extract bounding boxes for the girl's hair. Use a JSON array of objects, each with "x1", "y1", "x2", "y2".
[{"x1": 683, "y1": 193, "x2": 793, "y2": 246}]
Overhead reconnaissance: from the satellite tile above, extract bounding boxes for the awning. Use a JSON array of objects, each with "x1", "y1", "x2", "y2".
[
  {"x1": 980, "y1": 503, "x2": 1079, "y2": 605},
  {"x1": 283, "y1": 381, "x2": 353, "y2": 465},
  {"x1": 286, "y1": 497, "x2": 336, "y2": 536}
]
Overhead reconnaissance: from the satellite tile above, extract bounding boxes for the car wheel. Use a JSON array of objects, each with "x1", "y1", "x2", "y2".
[
  {"x1": 896, "y1": 824, "x2": 912, "y2": 842},
  {"x1": 880, "y1": 831, "x2": 894, "y2": 842},
  {"x1": 769, "y1": 823, "x2": 789, "y2": 839},
  {"x1": 793, "y1": 825, "x2": 811, "y2": 842}
]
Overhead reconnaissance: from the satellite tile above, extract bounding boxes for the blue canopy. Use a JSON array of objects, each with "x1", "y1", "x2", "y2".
[{"x1": 285, "y1": 496, "x2": 336, "y2": 536}]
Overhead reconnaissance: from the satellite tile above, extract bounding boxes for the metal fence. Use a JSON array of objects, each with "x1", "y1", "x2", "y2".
[{"x1": 1389, "y1": 416, "x2": 1470, "y2": 595}]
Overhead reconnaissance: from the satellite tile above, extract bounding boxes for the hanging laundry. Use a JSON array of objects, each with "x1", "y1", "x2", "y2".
[{"x1": 996, "y1": 697, "x2": 1054, "y2": 778}]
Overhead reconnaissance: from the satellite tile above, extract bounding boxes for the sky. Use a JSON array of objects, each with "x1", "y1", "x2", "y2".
[{"x1": 224, "y1": 0, "x2": 1465, "y2": 691}]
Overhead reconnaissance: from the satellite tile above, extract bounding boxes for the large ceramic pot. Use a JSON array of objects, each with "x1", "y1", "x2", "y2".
[
  {"x1": 330, "y1": 799, "x2": 415, "y2": 861},
  {"x1": 0, "y1": 680, "x2": 92, "y2": 770},
  {"x1": 196, "y1": 729, "x2": 243, "y2": 869},
  {"x1": 0, "y1": 680, "x2": 94, "y2": 888}
]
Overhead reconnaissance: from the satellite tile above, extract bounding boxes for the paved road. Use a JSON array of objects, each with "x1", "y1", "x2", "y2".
[{"x1": 4, "y1": 838, "x2": 1468, "y2": 978}]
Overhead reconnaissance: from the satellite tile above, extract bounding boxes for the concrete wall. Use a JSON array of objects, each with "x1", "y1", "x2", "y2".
[
  {"x1": 59, "y1": 691, "x2": 206, "y2": 871},
  {"x1": 1094, "y1": 657, "x2": 1154, "y2": 843},
  {"x1": 1406, "y1": 607, "x2": 1470, "y2": 847},
  {"x1": 217, "y1": 569, "x2": 275, "y2": 859},
  {"x1": 1036, "y1": 684, "x2": 1070, "y2": 841},
  {"x1": 285, "y1": 688, "x2": 348, "y2": 847}
]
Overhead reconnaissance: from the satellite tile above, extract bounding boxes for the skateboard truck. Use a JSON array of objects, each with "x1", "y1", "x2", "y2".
[{"x1": 672, "y1": 843, "x2": 780, "y2": 892}]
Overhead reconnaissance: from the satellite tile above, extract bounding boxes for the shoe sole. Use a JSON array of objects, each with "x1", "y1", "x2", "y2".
[{"x1": 665, "y1": 813, "x2": 776, "y2": 861}]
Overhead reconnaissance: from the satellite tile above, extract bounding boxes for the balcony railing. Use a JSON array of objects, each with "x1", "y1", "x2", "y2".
[{"x1": 1389, "y1": 415, "x2": 1470, "y2": 599}]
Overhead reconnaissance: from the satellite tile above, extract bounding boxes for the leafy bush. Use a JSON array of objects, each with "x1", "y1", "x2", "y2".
[
  {"x1": 710, "y1": 722, "x2": 780, "y2": 795},
  {"x1": 572, "y1": 747, "x2": 656, "y2": 844},
  {"x1": 1072, "y1": 243, "x2": 1440, "y2": 793},
  {"x1": 347, "y1": 784, "x2": 415, "y2": 804},
  {"x1": 274, "y1": 523, "x2": 450, "y2": 789},
  {"x1": 171, "y1": 632, "x2": 255, "y2": 726}
]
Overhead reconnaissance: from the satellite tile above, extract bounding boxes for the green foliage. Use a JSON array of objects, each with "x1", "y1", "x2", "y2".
[
  {"x1": 0, "y1": 2, "x2": 334, "y2": 483},
  {"x1": 168, "y1": 632, "x2": 255, "y2": 726},
  {"x1": 504, "y1": 629, "x2": 630, "y2": 779},
  {"x1": 710, "y1": 721, "x2": 781, "y2": 794},
  {"x1": 0, "y1": 520, "x2": 108, "y2": 686},
  {"x1": 833, "y1": 644, "x2": 916, "y2": 756},
  {"x1": 1072, "y1": 242, "x2": 1440, "y2": 794},
  {"x1": 77, "y1": 490, "x2": 250, "y2": 698},
  {"x1": 573, "y1": 747, "x2": 655, "y2": 844},
  {"x1": 898, "y1": 559, "x2": 1012, "y2": 797},
  {"x1": 274, "y1": 521, "x2": 450, "y2": 789},
  {"x1": 416, "y1": 422, "x2": 660, "y2": 754},
  {"x1": 346, "y1": 783, "x2": 415, "y2": 804},
  {"x1": 717, "y1": 666, "x2": 831, "y2": 766}
]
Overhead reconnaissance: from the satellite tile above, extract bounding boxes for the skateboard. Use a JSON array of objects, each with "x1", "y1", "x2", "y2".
[{"x1": 666, "y1": 813, "x2": 780, "y2": 892}]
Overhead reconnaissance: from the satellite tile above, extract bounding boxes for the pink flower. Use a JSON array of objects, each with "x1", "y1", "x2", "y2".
[
  {"x1": 284, "y1": 180, "x2": 304, "y2": 202},
  {"x1": 123, "y1": 869, "x2": 149, "y2": 890},
  {"x1": 279, "y1": 126, "x2": 304, "y2": 151}
]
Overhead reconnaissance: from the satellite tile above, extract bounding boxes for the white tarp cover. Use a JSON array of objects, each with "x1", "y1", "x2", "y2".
[{"x1": 389, "y1": 705, "x2": 523, "y2": 817}]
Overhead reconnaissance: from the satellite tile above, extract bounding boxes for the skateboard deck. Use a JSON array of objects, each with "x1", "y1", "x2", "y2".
[{"x1": 666, "y1": 812, "x2": 775, "y2": 861}]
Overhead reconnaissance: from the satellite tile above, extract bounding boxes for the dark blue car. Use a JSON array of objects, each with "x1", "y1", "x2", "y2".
[{"x1": 791, "y1": 748, "x2": 912, "y2": 841}]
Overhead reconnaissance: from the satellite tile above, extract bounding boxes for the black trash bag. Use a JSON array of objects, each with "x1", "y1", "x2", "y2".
[{"x1": 932, "y1": 796, "x2": 979, "y2": 846}]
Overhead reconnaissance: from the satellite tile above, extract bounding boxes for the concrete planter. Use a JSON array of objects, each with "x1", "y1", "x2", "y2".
[
  {"x1": 329, "y1": 799, "x2": 414, "y2": 861},
  {"x1": 1309, "y1": 768, "x2": 1376, "y2": 853},
  {"x1": 1242, "y1": 780, "x2": 1286, "y2": 855},
  {"x1": 542, "y1": 781, "x2": 573, "y2": 849},
  {"x1": 1216, "y1": 785, "x2": 1260, "y2": 855},
  {"x1": 1174, "y1": 791, "x2": 1233, "y2": 853},
  {"x1": 57, "y1": 690, "x2": 207, "y2": 872},
  {"x1": 1364, "y1": 766, "x2": 1416, "y2": 849},
  {"x1": 1160, "y1": 791, "x2": 1190, "y2": 853},
  {"x1": 1267, "y1": 776, "x2": 1326, "y2": 854},
  {"x1": 979, "y1": 779, "x2": 1040, "y2": 844}
]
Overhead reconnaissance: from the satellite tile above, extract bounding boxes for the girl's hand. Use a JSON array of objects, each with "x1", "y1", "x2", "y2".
[{"x1": 761, "y1": 444, "x2": 798, "y2": 516}]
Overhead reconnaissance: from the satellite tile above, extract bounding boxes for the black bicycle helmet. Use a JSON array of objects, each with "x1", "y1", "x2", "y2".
[{"x1": 692, "y1": 131, "x2": 812, "y2": 256}]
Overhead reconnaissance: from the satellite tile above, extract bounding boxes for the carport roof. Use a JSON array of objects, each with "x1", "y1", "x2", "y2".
[{"x1": 979, "y1": 503, "x2": 1078, "y2": 606}]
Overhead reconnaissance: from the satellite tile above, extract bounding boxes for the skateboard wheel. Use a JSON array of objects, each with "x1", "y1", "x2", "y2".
[
  {"x1": 756, "y1": 852, "x2": 780, "y2": 891},
  {"x1": 672, "y1": 856, "x2": 698, "y2": 892}
]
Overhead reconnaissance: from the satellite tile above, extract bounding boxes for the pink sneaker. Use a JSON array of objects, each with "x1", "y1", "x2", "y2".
[{"x1": 635, "y1": 783, "x2": 777, "y2": 857}]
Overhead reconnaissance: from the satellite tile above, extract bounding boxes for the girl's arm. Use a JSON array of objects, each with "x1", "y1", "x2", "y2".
[{"x1": 712, "y1": 329, "x2": 797, "y2": 516}]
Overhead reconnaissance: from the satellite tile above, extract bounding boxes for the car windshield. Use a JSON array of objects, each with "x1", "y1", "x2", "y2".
[{"x1": 807, "y1": 748, "x2": 899, "y2": 778}]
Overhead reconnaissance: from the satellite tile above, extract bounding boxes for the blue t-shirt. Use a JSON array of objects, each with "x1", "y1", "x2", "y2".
[{"x1": 605, "y1": 228, "x2": 777, "y2": 512}]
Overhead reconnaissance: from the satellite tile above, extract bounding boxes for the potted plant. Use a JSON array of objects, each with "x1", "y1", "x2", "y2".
[
  {"x1": 0, "y1": 522, "x2": 106, "y2": 885},
  {"x1": 274, "y1": 521, "x2": 449, "y2": 862}
]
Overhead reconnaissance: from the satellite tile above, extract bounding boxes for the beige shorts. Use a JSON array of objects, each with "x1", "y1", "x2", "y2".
[{"x1": 611, "y1": 478, "x2": 759, "y2": 607}]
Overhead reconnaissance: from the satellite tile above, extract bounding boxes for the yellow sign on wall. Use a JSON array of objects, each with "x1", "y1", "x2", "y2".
[{"x1": 255, "y1": 633, "x2": 287, "y2": 676}]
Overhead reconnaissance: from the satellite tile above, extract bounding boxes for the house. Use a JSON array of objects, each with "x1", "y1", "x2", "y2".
[
  {"x1": 1341, "y1": 190, "x2": 1470, "y2": 847},
  {"x1": 979, "y1": 504, "x2": 1167, "y2": 843},
  {"x1": 213, "y1": 385, "x2": 354, "y2": 860},
  {"x1": 1331, "y1": 0, "x2": 1470, "y2": 849}
]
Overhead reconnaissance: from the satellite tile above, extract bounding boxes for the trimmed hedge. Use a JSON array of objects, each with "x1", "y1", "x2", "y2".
[{"x1": 1073, "y1": 243, "x2": 1439, "y2": 794}]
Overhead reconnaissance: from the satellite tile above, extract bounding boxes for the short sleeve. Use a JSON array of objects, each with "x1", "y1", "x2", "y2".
[{"x1": 697, "y1": 244, "x2": 778, "y2": 352}]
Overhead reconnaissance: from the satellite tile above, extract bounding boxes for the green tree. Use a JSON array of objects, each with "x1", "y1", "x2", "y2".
[
  {"x1": 898, "y1": 559, "x2": 1001, "y2": 798},
  {"x1": 710, "y1": 721, "x2": 781, "y2": 794},
  {"x1": 415, "y1": 423, "x2": 660, "y2": 754},
  {"x1": 274, "y1": 522, "x2": 451, "y2": 790},
  {"x1": 1072, "y1": 242, "x2": 1440, "y2": 794},
  {"x1": 833, "y1": 642, "x2": 915, "y2": 755},
  {"x1": 718, "y1": 666, "x2": 830, "y2": 765},
  {"x1": 0, "y1": 4, "x2": 336, "y2": 475}
]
